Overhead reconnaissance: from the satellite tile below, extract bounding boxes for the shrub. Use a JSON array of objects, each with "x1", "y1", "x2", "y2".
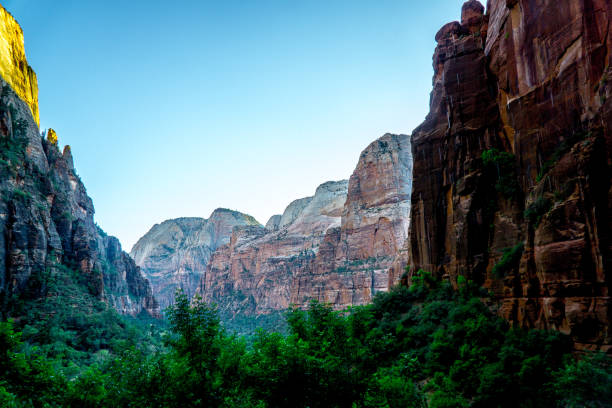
[
  {"x1": 551, "y1": 352, "x2": 612, "y2": 407},
  {"x1": 491, "y1": 242, "x2": 524, "y2": 278},
  {"x1": 12, "y1": 188, "x2": 32, "y2": 202},
  {"x1": 0, "y1": 135, "x2": 26, "y2": 167}
]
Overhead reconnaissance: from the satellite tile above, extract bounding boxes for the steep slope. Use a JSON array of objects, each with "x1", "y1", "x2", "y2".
[
  {"x1": 409, "y1": 0, "x2": 611, "y2": 350},
  {"x1": 195, "y1": 133, "x2": 412, "y2": 325},
  {"x1": 130, "y1": 209, "x2": 261, "y2": 309},
  {"x1": 264, "y1": 214, "x2": 281, "y2": 231},
  {"x1": 0, "y1": 6, "x2": 158, "y2": 318}
]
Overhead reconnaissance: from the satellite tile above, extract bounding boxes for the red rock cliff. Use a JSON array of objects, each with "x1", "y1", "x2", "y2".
[
  {"x1": 196, "y1": 134, "x2": 412, "y2": 319},
  {"x1": 409, "y1": 0, "x2": 611, "y2": 351}
]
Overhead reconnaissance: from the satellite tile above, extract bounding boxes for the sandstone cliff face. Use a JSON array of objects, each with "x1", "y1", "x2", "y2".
[
  {"x1": 0, "y1": 6, "x2": 38, "y2": 125},
  {"x1": 197, "y1": 180, "x2": 348, "y2": 316},
  {"x1": 131, "y1": 210, "x2": 261, "y2": 309},
  {"x1": 292, "y1": 134, "x2": 413, "y2": 308},
  {"x1": 0, "y1": 60, "x2": 158, "y2": 316},
  {"x1": 195, "y1": 133, "x2": 412, "y2": 321},
  {"x1": 409, "y1": 0, "x2": 611, "y2": 351}
]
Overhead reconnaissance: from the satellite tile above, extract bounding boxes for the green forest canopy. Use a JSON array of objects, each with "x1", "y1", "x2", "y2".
[{"x1": 1, "y1": 270, "x2": 611, "y2": 407}]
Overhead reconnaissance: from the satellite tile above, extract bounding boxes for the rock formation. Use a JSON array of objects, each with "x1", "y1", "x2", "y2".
[
  {"x1": 0, "y1": 6, "x2": 38, "y2": 125},
  {"x1": 193, "y1": 133, "x2": 412, "y2": 324},
  {"x1": 130, "y1": 210, "x2": 261, "y2": 309},
  {"x1": 197, "y1": 179, "x2": 349, "y2": 317},
  {"x1": 0, "y1": 4, "x2": 158, "y2": 317},
  {"x1": 409, "y1": 0, "x2": 611, "y2": 351},
  {"x1": 292, "y1": 134, "x2": 412, "y2": 309}
]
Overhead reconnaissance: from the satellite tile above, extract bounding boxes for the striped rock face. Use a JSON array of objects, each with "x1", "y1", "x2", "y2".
[{"x1": 409, "y1": 0, "x2": 612, "y2": 351}]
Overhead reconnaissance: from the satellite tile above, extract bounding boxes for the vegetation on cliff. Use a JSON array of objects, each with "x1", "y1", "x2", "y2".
[
  {"x1": 4, "y1": 263, "x2": 163, "y2": 376},
  {"x1": 1, "y1": 272, "x2": 610, "y2": 407}
]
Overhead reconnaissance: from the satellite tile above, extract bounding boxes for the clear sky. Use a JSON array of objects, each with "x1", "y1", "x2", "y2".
[{"x1": 4, "y1": 0, "x2": 469, "y2": 251}]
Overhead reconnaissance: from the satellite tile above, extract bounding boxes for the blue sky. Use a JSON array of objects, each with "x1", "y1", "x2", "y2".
[{"x1": 4, "y1": 0, "x2": 469, "y2": 250}]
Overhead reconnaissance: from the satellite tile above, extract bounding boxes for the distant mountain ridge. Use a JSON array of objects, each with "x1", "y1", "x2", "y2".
[
  {"x1": 133, "y1": 133, "x2": 413, "y2": 331},
  {"x1": 130, "y1": 208, "x2": 261, "y2": 309},
  {"x1": 197, "y1": 134, "x2": 413, "y2": 327}
]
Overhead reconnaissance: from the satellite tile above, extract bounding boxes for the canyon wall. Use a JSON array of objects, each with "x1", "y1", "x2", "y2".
[
  {"x1": 291, "y1": 133, "x2": 412, "y2": 309},
  {"x1": 409, "y1": 0, "x2": 611, "y2": 351},
  {"x1": 0, "y1": 4, "x2": 158, "y2": 317},
  {"x1": 130, "y1": 210, "x2": 261, "y2": 309},
  {"x1": 0, "y1": 79, "x2": 159, "y2": 316},
  {"x1": 195, "y1": 133, "x2": 412, "y2": 322}
]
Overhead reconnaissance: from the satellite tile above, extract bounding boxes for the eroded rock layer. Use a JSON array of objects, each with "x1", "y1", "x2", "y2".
[
  {"x1": 196, "y1": 133, "x2": 412, "y2": 319},
  {"x1": 409, "y1": 0, "x2": 612, "y2": 351},
  {"x1": 130, "y1": 210, "x2": 261, "y2": 309}
]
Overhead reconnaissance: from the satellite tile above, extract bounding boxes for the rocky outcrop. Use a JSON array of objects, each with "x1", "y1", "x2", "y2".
[
  {"x1": 0, "y1": 24, "x2": 158, "y2": 317},
  {"x1": 131, "y1": 210, "x2": 261, "y2": 309},
  {"x1": 195, "y1": 133, "x2": 412, "y2": 322},
  {"x1": 0, "y1": 6, "x2": 38, "y2": 125},
  {"x1": 409, "y1": 0, "x2": 612, "y2": 351}
]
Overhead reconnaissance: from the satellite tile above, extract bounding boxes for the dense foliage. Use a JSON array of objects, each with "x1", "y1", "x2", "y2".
[
  {"x1": 1, "y1": 271, "x2": 611, "y2": 407},
  {"x1": 3, "y1": 263, "x2": 164, "y2": 377}
]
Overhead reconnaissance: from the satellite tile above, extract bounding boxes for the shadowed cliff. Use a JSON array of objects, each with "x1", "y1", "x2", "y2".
[{"x1": 409, "y1": 0, "x2": 612, "y2": 351}]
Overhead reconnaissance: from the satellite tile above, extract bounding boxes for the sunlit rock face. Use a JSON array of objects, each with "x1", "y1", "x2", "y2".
[
  {"x1": 279, "y1": 197, "x2": 314, "y2": 229},
  {"x1": 0, "y1": 75, "x2": 159, "y2": 317},
  {"x1": 194, "y1": 133, "x2": 413, "y2": 321},
  {"x1": 0, "y1": 5, "x2": 38, "y2": 126},
  {"x1": 130, "y1": 210, "x2": 261, "y2": 310},
  {"x1": 409, "y1": 0, "x2": 612, "y2": 351}
]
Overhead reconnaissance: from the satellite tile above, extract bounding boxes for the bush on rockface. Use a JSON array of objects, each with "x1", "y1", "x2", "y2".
[
  {"x1": 536, "y1": 130, "x2": 591, "y2": 182},
  {"x1": 491, "y1": 242, "x2": 524, "y2": 278},
  {"x1": 481, "y1": 148, "x2": 520, "y2": 199}
]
